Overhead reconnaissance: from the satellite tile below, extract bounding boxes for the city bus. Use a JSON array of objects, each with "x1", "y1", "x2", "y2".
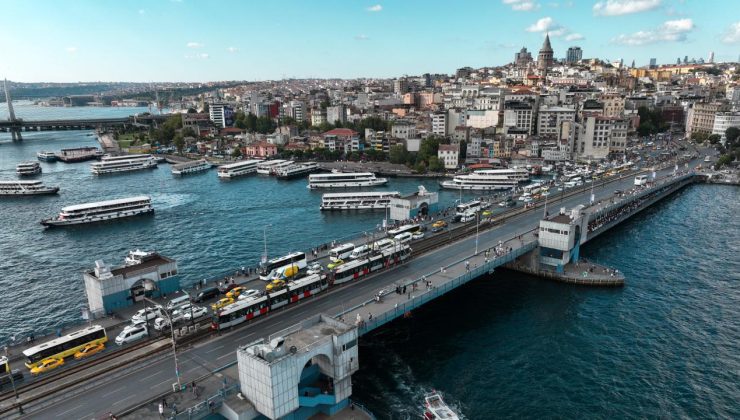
[
  {"x1": 522, "y1": 183, "x2": 542, "y2": 196},
  {"x1": 455, "y1": 200, "x2": 482, "y2": 216},
  {"x1": 387, "y1": 224, "x2": 421, "y2": 237},
  {"x1": 329, "y1": 243, "x2": 355, "y2": 262},
  {"x1": 259, "y1": 252, "x2": 307, "y2": 281},
  {"x1": 22, "y1": 325, "x2": 107, "y2": 369}
]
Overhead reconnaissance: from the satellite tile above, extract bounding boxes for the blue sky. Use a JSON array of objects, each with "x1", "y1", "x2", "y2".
[{"x1": 0, "y1": 0, "x2": 738, "y2": 82}]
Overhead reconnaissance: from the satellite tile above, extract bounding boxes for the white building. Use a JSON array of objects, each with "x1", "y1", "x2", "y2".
[
  {"x1": 311, "y1": 110, "x2": 326, "y2": 126},
  {"x1": 466, "y1": 109, "x2": 500, "y2": 129},
  {"x1": 537, "y1": 106, "x2": 575, "y2": 138},
  {"x1": 431, "y1": 112, "x2": 447, "y2": 136},
  {"x1": 209, "y1": 103, "x2": 228, "y2": 128},
  {"x1": 576, "y1": 116, "x2": 628, "y2": 160},
  {"x1": 438, "y1": 144, "x2": 459, "y2": 169},
  {"x1": 712, "y1": 112, "x2": 740, "y2": 141},
  {"x1": 326, "y1": 105, "x2": 347, "y2": 125},
  {"x1": 503, "y1": 100, "x2": 535, "y2": 135},
  {"x1": 391, "y1": 122, "x2": 417, "y2": 139}
]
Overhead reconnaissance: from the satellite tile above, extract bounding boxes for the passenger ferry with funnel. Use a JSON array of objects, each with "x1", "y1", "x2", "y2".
[
  {"x1": 41, "y1": 195, "x2": 153, "y2": 227},
  {"x1": 256, "y1": 159, "x2": 287, "y2": 175},
  {"x1": 171, "y1": 159, "x2": 211, "y2": 175},
  {"x1": 36, "y1": 151, "x2": 58, "y2": 162},
  {"x1": 16, "y1": 162, "x2": 42, "y2": 176},
  {"x1": 0, "y1": 180, "x2": 59, "y2": 196},
  {"x1": 440, "y1": 168, "x2": 529, "y2": 190},
  {"x1": 307, "y1": 172, "x2": 388, "y2": 189},
  {"x1": 217, "y1": 160, "x2": 261, "y2": 179},
  {"x1": 90, "y1": 154, "x2": 158, "y2": 175},
  {"x1": 320, "y1": 191, "x2": 400, "y2": 211},
  {"x1": 275, "y1": 162, "x2": 319, "y2": 179}
]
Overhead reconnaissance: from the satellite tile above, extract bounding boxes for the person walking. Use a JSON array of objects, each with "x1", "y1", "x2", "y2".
[{"x1": 158, "y1": 402, "x2": 164, "y2": 418}]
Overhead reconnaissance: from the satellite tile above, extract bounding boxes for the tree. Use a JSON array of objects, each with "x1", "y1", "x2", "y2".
[
  {"x1": 389, "y1": 145, "x2": 408, "y2": 164},
  {"x1": 234, "y1": 110, "x2": 247, "y2": 129},
  {"x1": 418, "y1": 137, "x2": 441, "y2": 163},
  {"x1": 459, "y1": 140, "x2": 467, "y2": 161},
  {"x1": 715, "y1": 154, "x2": 732, "y2": 169},
  {"x1": 691, "y1": 132, "x2": 708, "y2": 143},
  {"x1": 725, "y1": 127, "x2": 740, "y2": 146},
  {"x1": 173, "y1": 133, "x2": 185, "y2": 154},
  {"x1": 182, "y1": 127, "x2": 197, "y2": 138},
  {"x1": 428, "y1": 156, "x2": 444, "y2": 172},
  {"x1": 414, "y1": 161, "x2": 427, "y2": 174},
  {"x1": 708, "y1": 134, "x2": 721, "y2": 145},
  {"x1": 231, "y1": 147, "x2": 242, "y2": 158}
]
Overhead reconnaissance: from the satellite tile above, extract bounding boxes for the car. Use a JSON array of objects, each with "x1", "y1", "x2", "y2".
[
  {"x1": 518, "y1": 194, "x2": 530, "y2": 201},
  {"x1": 131, "y1": 306, "x2": 163, "y2": 324},
  {"x1": 153, "y1": 317, "x2": 171, "y2": 331},
  {"x1": 327, "y1": 259, "x2": 344, "y2": 270},
  {"x1": 74, "y1": 342, "x2": 105, "y2": 360},
  {"x1": 30, "y1": 358, "x2": 64, "y2": 375},
  {"x1": 183, "y1": 306, "x2": 208, "y2": 321},
  {"x1": 499, "y1": 198, "x2": 516, "y2": 208},
  {"x1": 522, "y1": 196, "x2": 533, "y2": 203},
  {"x1": 265, "y1": 279, "x2": 285, "y2": 292},
  {"x1": 412, "y1": 231, "x2": 425, "y2": 240},
  {"x1": 226, "y1": 286, "x2": 246, "y2": 299},
  {"x1": 614, "y1": 189, "x2": 623, "y2": 195},
  {"x1": 237, "y1": 289, "x2": 260, "y2": 301},
  {"x1": 115, "y1": 326, "x2": 148, "y2": 345},
  {"x1": 210, "y1": 297, "x2": 235, "y2": 311},
  {"x1": 219, "y1": 283, "x2": 239, "y2": 295},
  {"x1": 482, "y1": 210, "x2": 492, "y2": 217},
  {"x1": 431, "y1": 220, "x2": 448, "y2": 232},
  {"x1": 192, "y1": 287, "x2": 220, "y2": 303},
  {"x1": 307, "y1": 263, "x2": 323, "y2": 275}
]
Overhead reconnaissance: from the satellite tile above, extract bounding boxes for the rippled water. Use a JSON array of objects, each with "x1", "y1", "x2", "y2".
[
  {"x1": 353, "y1": 183, "x2": 740, "y2": 418},
  {"x1": 0, "y1": 129, "x2": 480, "y2": 342}
]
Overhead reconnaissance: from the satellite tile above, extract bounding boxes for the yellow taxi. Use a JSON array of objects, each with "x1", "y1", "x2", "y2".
[
  {"x1": 265, "y1": 279, "x2": 285, "y2": 292},
  {"x1": 226, "y1": 286, "x2": 245, "y2": 299},
  {"x1": 327, "y1": 259, "x2": 344, "y2": 270},
  {"x1": 30, "y1": 357, "x2": 64, "y2": 375},
  {"x1": 432, "y1": 220, "x2": 448, "y2": 232},
  {"x1": 482, "y1": 210, "x2": 492, "y2": 217},
  {"x1": 211, "y1": 297, "x2": 234, "y2": 311},
  {"x1": 74, "y1": 342, "x2": 105, "y2": 360}
]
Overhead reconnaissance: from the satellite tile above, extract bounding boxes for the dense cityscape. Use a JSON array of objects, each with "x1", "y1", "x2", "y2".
[{"x1": 1, "y1": 1, "x2": 739, "y2": 419}]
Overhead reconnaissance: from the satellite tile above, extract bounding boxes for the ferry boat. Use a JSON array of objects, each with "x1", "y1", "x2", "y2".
[
  {"x1": 307, "y1": 172, "x2": 388, "y2": 189},
  {"x1": 269, "y1": 160, "x2": 295, "y2": 175},
  {"x1": 217, "y1": 159, "x2": 261, "y2": 179},
  {"x1": 320, "y1": 191, "x2": 400, "y2": 211},
  {"x1": 36, "y1": 151, "x2": 58, "y2": 162},
  {"x1": 440, "y1": 168, "x2": 529, "y2": 191},
  {"x1": 275, "y1": 162, "x2": 319, "y2": 180},
  {"x1": 40, "y1": 195, "x2": 153, "y2": 227},
  {"x1": 423, "y1": 391, "x2": 460, "y2": 420},
  {"x1": 16, "y1": 162, "x2": 42, "y2": 176},
  {"x1": 90, "y1": 154, "x2": 158, "y2": 175},
  {"x1": 0, "y1": 180, "x2": 59, "y2": 196},
  {"x1": 256, "y1": 159, "x2": 287, "y2": 175},
  {"x1": 171, "y1": 159, "x2": 211, "y2": 175},
  {"x1": 57, "y1": 147, "x2": 103, "y2": 163}
]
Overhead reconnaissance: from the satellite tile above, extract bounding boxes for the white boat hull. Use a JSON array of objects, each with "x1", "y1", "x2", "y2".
[
  {"x1": 320, "y1": 203, "x2": 391, "y2": 211},
  {"x1": 308, "y1": 179, "x2": 388, "y2": 189},
  {"x1": 172, "y1": 164, "x2": 210, "y2": 175},
  {"x1": 41, "y1": 207, "x2": 154, "y2": 227},
  {"x1": 92, "y1": 162, "x2": 157, "y2": 175},
  {"x1": 0, "y1": 187, "x2": 59, "y2": 196},
  {"x1": 439, "y1": 181, "x2": 515, "y2": 191}
]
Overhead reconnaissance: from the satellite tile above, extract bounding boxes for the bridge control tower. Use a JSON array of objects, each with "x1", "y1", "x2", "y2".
[{"x1": 3, "y1": 78, "x2": 22, "y2": 141}]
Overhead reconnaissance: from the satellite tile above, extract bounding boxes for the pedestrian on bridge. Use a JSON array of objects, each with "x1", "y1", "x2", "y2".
[{"x1": 465, "y1": 261, "x2": 470, "y2": 272}]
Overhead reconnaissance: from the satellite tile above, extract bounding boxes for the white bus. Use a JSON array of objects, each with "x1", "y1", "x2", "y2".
[
  {"x1": 634, "y1": 175, "x2": 649, "y2": 186},
  {"x1": 387, "y1": 224, "x2": 421, "y2": 237},
  {"x1": 522, "y1": 183, "x2": 542, "y2": 196},
  {"x1": 259, "y1": 252, "x2": 307, "y2": 281},
  {"x1": 329, "y1": 243, "x2": 355, "y2": 262},
  {"x1": 455, "y1": 200, "x2": 482, "y2": 216}
]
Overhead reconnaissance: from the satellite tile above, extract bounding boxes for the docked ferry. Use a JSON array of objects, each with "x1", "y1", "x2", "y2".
[
  {"x1": 57, "y1": 147, "x2": 103, "y2": 163},
  {"x1": 440, "y1": 168, "x2": 529, "y2": 191},
  {"x1": 307, "y1": 172, "x2": 388, "y2": 189},
  {"x1": 36, "y1": 151, "x2": 58, "y2": 162},
  {"x1": 269, "y1": 160, "x2": 295, "y2": 175},
  {"x1": 41, "y1": 195, "x2": 153, "y2": 227},
  {"x1": 320, "y1": 191, "x2": 400, "y2": 211},
  {"x1": 275, "y1": 162, "x2": 319, "y2": 180},
  {"x1": 423, "y1": 391, "x2": 460, "y2": 420},
  {"x1": 217, "y1": 159, "x2": 261, "y2": 179},
  {"x1": 90, "y1": 154, "x2": 158, "y2": 175},
  {"x1": 171, "y1": 159, "x2": 211, "y2": 175},
  {"x1": 16, "y1": 162, "x2": 42, "y2": 176},
  {"x1": 0, "y1": 180, "x2": 59, "y2": 196},
  {"x1": 256, "y1": 159, "x2": 287, "y2": 175}
]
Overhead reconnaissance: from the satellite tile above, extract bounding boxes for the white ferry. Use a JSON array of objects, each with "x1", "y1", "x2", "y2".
[
  {"x1": 320, "y1": 191, "x2": 400, "y2": 211},
  {"x1": 423, "y1": 391, "x2": 460, "y2": 420},
  {"x1": 16, "y1": 162, "x2": 42, "y2": 176},
  {"x1": 36, "y1": 151, "x2": 58, "y2": 162},
  {"x1": 275, "y1": 162, "x2": 319, "y2": 180},
  {"x1": 269, "y1": 160, "x2": 295, "y2": 175},
  {"x1": 41, "y1": 195, "x2": 153, "y2": 227},
  {"x1": 307, "y1": 172, "x2": 388, "y2": 189},
  {"x1": 440, "y1": 168, "x2": 529, "y2": 191},
  {"x1": 256, "y1": 159, "x2": 286, "y2": 175},
  {"x1": 171, "y1": 159, "x2": 211, "y2": 175},
  {"x1": 217, "y1": 160, "x2": 261, "y2": 179},
  {"x1": 90, "y1": 154, "x2": 158, "y2": 175},
  {"x1": 0, "y1": 180, "x2": 59, "y2": 196}
]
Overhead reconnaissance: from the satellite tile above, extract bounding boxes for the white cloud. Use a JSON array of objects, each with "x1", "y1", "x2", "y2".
[
  {"x1": 721, "y1": 22, "x2": 740, "y2": 44},
  {"x1": 138, "y1": 9, "x2": 145, "y2": 15},
  {"x1": 593, "y1": 0, "x2": 660, "y2": 16},
  {"x1": 565, "y1": 33, "x2": 584, "y2": 41},
  {"x1": 526, "y1": 17, "x2": 559, "y2": 32},
  {"x1": 612, "y1": 18, "x2": 694, "y2": 45},
  {"x1": 184, "y1": 53, "x2": 209, "y2": 60},
  {"x1": 65, "y1": 47, "x2": 77, "y2": 53},
  {"x1": 503, "y1": 0, "x2": 540, "y2": 11},
  {"x1": 366, "y1": 4, "x2": 382, "y2": 12},
  {"x1": 354, "y1": 34, "x2": 370, "y2": 41},
  {"x1": 186, "y1": 42, "x2": 203, "y2": 48},
  {"x1": 199, "y1": 53, "x2": 209, "y2": 59},
  {"x1": 227, "y1": 46, "x2": 239, "y2": 53}
]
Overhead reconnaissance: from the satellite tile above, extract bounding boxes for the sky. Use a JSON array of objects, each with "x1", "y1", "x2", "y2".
[{"x1": 0, "y1": 0, "x2": 738, "y2": 83}]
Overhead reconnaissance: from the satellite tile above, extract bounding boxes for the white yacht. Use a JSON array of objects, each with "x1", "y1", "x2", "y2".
[
  {"x1": 0, "y1": 180, "x2": 59, "y2": 196},
  {"x1": 440, "y1": 168, "x2": 529, "y2": 191},
  {"x1": 256, "y1": 159, "x2": 286, "y2": 175},
  {"x1": 41, "y1": 195, "x2": 153, "y2": 227},
  {"x1": 217, "y1": 159, "x2": 261, "y2": 179},
  {"x1": 16, "y1": 162, "x2": 42, "y2": 176},
  {"x1": 275, "y1": 162, "x2": 319, "y2": 179},
  {"x1": 320, "y1": 191, "x2": 400, "y2": 211},
  {"x1": 90, "y1": 154, "x2": 158, "y2": 175},
  {"x1": 423, "y1": 391, "x2": 460, "y2": 420},
  {"x1": 307, "y1": 172, "x2": 388, "y2": 189},
  {"x1": 171, "y1": 159, "x2": 211, "y2": 175},
  {"x1": 36, "y1": 151, "x2": 58, "y2": 162}
]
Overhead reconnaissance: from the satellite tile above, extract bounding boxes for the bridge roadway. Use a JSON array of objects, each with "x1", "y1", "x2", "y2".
[
  {"x1": 0, "y1": 114, "x2": 169, "y2": 131},
  {"x1": 22, "y1": 163, "x2": 692, "y2": 419}
]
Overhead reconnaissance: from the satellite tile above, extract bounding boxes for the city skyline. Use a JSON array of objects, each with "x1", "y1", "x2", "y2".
[{"x1": 0, "y1": 0, "x2": 739, "y2": 83}]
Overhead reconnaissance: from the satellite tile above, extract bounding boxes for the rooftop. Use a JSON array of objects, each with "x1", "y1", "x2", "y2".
[{"x1": 104, "y1": 253, "x2": 173, "y2": 278}]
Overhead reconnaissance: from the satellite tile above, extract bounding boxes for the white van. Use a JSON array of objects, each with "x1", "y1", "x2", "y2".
[
  {"x1": 393, "y1": 232, "x2": 413, "y2": 244},
  {"x1": 349, "y1": 245, "x2": 370, "y2": 260},
  {"x1": 115, "y1": 326, "x2": 148, "y2": 345},
  {"x1": 373, "y1": 238, "x2": 395, "y2": 251},
  {"x1": 166, "y1": 294, "x2": 191, "y2": 311},
  {"x1": 459, "y1": 212, "x2": 476, "y2": 223}
]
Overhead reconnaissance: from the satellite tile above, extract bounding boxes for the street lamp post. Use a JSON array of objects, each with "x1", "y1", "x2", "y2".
[
  {"x1": 262, "y1": 224, "x2": 272, "y2": 265},
  {"x1": 475, "y1": 211, "x2": 480, "y2": 255},
  {"x1": 143, "y1": 297, "x2": 181, "y2": 391}
]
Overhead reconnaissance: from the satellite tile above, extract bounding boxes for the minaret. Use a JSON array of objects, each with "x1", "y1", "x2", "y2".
[{"x1": 537, "y1": 33, "x2": 554, "y2": 75}]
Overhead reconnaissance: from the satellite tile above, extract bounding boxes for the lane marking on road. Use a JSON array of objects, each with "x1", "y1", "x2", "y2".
[
  {"x1": 101, "y1": 386, "x2": 127, "y2": 399},
  {"x1": 139, "y1": 370, "x2": 164, "y2": 382},
  {"x1": 216, "y1": 352, "x2": 233, "y2": 361},
  {"x1": 55, "y1": 404, "x2": 84, "y2": 418},
  {"x1": 204, "y1": 344, "x2": 224, "y2": 354},
  {"x1": 112, "y1": 394, "x2": 136, "y2": 406},
  {"x1": 150, "y1": 378, "x2": 173, "y2": 390}
]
